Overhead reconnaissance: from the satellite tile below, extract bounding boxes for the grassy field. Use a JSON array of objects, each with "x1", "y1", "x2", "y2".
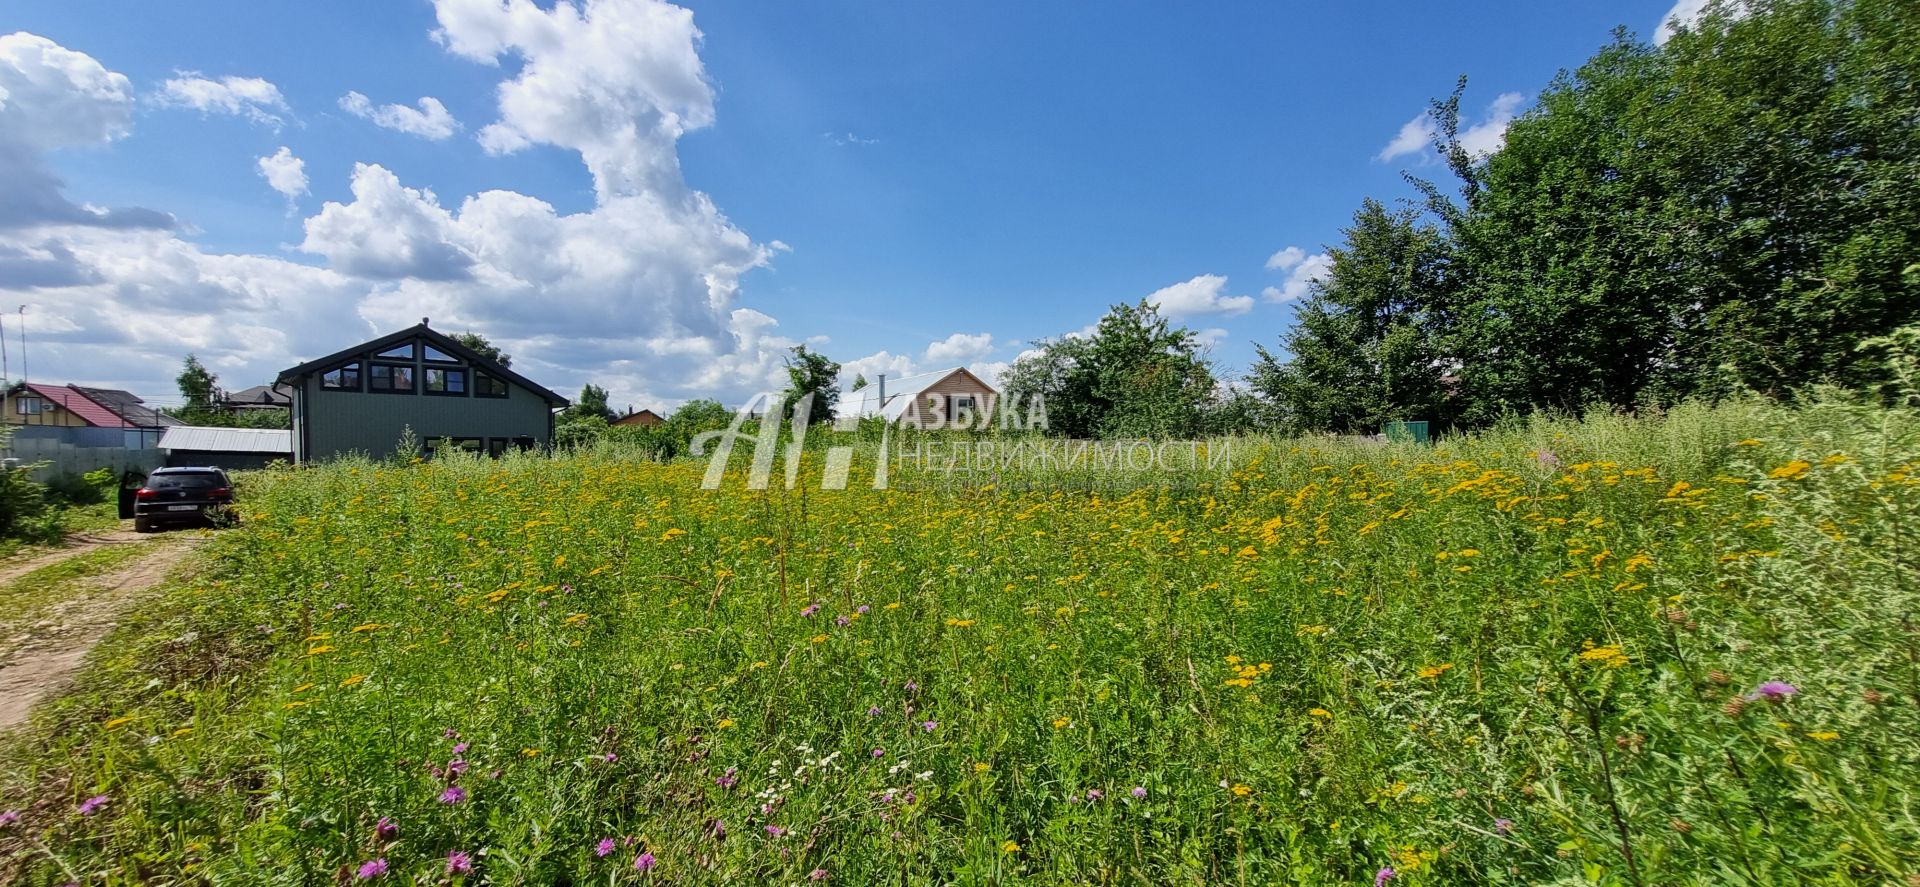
[{"x1": 1, "y1": 395, "x2": 1916, "y2": 884}]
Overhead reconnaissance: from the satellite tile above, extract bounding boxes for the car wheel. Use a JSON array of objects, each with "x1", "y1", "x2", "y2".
[{"x1": 133, "y1": 516, "x2": 153, "y2": 533}]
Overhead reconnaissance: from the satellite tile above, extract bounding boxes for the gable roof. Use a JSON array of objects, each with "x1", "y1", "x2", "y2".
[
  {"x1": 11, "y1": 382, "x2": 129, "y2": 427},
  {"x1": 613, "y1": 408, "x2": 664, "y2": 426},
  {"x1": 837, "y1": 367, "x2": 998, "y2": 422},
  {"x1": 276, "y1": 322, "x2": 568, "y2": 405},
  {"x1": 225, "y1": 383, "x2": 292, "y2": 406}
]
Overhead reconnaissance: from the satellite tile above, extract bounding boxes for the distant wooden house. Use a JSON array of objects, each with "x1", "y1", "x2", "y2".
[
  {"x1": 3, "y1": 382, "x2": 179, "y2": 448},
  {"x1": 276, "y1": 320, "x2": 568, "y2": 462},
  {"x1": 223, "y1": 383, "x2": 293, "y2": 412},
  {"x1": 613, "y1": 408, "x2": 665, "y2": 427},
  {"x1": 836, "y1": 367, "x2": 1000, "y2": 429}
]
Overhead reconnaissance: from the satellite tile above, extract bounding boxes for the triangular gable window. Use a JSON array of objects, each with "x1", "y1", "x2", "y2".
[{"x1": 376, "y1": 342, "x2": 416, "y2": 360}]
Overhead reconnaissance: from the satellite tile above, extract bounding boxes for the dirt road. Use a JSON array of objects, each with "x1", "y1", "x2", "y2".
[{"x1": 0, "y1": 530, "x2": 197, "y2": 731}]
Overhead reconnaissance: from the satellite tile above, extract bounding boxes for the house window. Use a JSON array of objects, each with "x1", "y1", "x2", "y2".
[
  {"x1": 474, "y1": 371, "x2": 508, "y2": 398},
  {"x1": 424, "y1": 368, "x2": 467, "y2": 395},
  {"x1": 423, "y1": 437, "x2": 484, "y2": 459},
  {"x1": 376, "y1": 342, "x2": 416, "y2": 360},
  {"x1": 512, "y1": 436, "x2": 536, "y2": 452},
  {"x1": 320, "y1": 362, "x2": 362, "y2": 390},
  {"x1": 423, "y1": 344, "x2": 458, "y2": 363},
  {"x1": 15, "y1": 396, "x2": 45, "y2": 415},
  {"x1": 369, "y1": 363, "x2": 416, "y2": 393},
  {"x1": 487, "y1": 437, "x2": 508, "y2": 458},
  {"x1": 952, "y1": 395, "x2": 976, "y2": 415}
]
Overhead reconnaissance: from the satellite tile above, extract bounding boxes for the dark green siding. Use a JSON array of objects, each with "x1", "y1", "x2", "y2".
[{"x1": 292, "y1": 375, "x2": 552, "y2": 461}]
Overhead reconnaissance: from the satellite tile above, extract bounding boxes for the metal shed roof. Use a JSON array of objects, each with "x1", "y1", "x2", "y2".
[{"x1": 158, "y1": 426, "x2": 293, "y2": 454}]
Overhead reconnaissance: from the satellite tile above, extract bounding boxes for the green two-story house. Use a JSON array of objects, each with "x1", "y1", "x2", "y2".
[{"x1": 277, "y1": 321, "x2": 568, "y2": 462}]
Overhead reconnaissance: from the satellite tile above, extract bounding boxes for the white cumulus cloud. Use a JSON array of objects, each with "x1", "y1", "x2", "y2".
[
  {"x1": 924, "y1": 332, "x2": 994, "y2": 365},
  {"x1": 1378, "y1": 91, "x2": 1526, "y2": 163},
  {"x1": 1458, "y1": 92, "x2": 1525, "y2": 157},
  {"x1": 257, "y1": 146, "x2": 308, "y2": 204},
  {"x1": 1262, "y1": 250, "x2": 1331, "y2": 302},
  {"x1": 1145, "y1": 274, "x2": 1253, "y2": 319},
  {"x1": 0, "y1": 32, "x2": 172, "y2": 231},
  {"x1": 1265, "y1": 246, "x2": 1305, "y2": 271},
  {"x1": 1377, "y1": 114, "x2": 1436, "y2": 164},
  {"x1": 155, "y1": 72, "x2": 288, "y2": 128},
  {"x1": 339, "y1": 91, "x2": 461, "y2": 140},
  {"x1": 434, "y1": 0, "x2": 717, "y2": 199}
]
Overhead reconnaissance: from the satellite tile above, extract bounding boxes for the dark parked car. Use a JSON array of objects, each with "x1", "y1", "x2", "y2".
[{"x1": 132, "y1": 467, "x2": 236, "y2": 532}]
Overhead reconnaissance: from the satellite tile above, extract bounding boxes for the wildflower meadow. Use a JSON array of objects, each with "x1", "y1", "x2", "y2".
[{"x1": 2, "y1": 393, "x2": 1918, "y2": 884}]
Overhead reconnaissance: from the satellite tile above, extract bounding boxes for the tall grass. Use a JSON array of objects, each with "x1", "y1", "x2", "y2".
[{"x1": 1, "y1": 393, "x2": 1916, "y2": 884}]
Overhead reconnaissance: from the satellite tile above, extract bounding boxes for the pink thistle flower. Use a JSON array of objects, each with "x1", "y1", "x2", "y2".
[
  {"x1": 438, "y1": 786, "x2": 468, "y2": 804},
  {"x1": 356, "y1": 858, "x2": 388, "y2": 880},
  {"x1": 836, "y1": 615, "x2": 852, "y2": 627},
  {"x1": 765, "y1": 825, "x2": 787, "y2": 838},
  {"x1": 0, "y1": 809, "x2": 18, "y2": 827},
  {"x1": 856, "y1": 605, "x2": 870, "y2": 614},
  {"x1": 801, "y1": 604, "x2": 821, "y2": 617},
  {"x1": 597, "y1": 838, "x2": 616, "y2": 857},
  {"x1": 810, "y1": 868, "x2": 829, "y2": 881},
  {"x1": 77, "y1": 795, "x2": 108, "y2": 816},
  {"x1": 866, "y1": 706, "x2": 882, "y2": 717},
  {"x1": 1085, "y1": 788, "x2": 1104, "y2": 801},
  {"x1": 375, "y1": 816, "x2": 398, "y2": 841},
  {"x1": 1374, "y1": 866, "x2": 1395, "y2": 887},
  {"x1": 445, "y1": 851, "x2": 473, "y2": 874},
  {"x1": 1131, "y1": 786, "x2": 1148, "y2": 799},
  {"x1": 634, "y1": 852, "x2": 657, "y2": 872},
  {"x1": 921, "y1": 720, "x2": 937, "y2": 732},
  {"x1": 447, "y1": 759, "x2": 469, "y2": 776},
  {"x1": 1748, "y1": 681, "x2": 1799, "y2": 702},
  {"x1": 451, "y1": 742, "x2": 469, "y2": 754}
]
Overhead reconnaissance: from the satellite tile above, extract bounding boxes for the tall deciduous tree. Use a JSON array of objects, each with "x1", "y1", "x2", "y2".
[
  {"x1": 567, "y1": 384, "x2": 617, "y2": 423},
  {"x1": 1414, "y1": 0, "x2": 1920, "y2": 423},
  {"x1": 176, "y1": 355, "x2": 219, "y2": 413},
  {"x1": 453, "y1": 332, "x2": 511, "y2": 368},
  {"x1": 1003, "y1": 301, "x2": 1218, "y2": 439},
  {"x1": 780, "y1": 346, "x2": 841, "y2": 424},
  {"x1": 1249, "y1": 200, "x2": 1450, "y2": 434}
]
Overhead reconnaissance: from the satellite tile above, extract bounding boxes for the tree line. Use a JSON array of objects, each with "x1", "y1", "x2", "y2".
[{"x1": 1010, "y1": 0, "x2": 1920, "y2": 438}]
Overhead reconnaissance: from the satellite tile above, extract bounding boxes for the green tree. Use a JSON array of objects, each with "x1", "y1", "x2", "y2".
[
  {"x1": 1414, "y1": 0, "x2": 1920, "y2": 422},
  {"x1": 1248, "y1": 200, "x2": 1451, "y2": 434},
  {"x1": 453, "y1": 332, "x2": 511, "y2": 367},
  {"x1": 780, "y1": 346, "x2": 841, "y2": 424},
  {"x1": 565, "y1": 384, "x2": 617, "y2": 423},
  {"x1": 176, "y1": 355, "x2": 219, "y2": 416},
  {"x1": 1003, "y1": 301, "x2": 1218, "y2": 439}
]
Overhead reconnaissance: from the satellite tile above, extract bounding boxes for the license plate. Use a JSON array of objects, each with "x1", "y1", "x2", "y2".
[{"x1": 167, "y1": 505, "x2": 199, "y2": 512}]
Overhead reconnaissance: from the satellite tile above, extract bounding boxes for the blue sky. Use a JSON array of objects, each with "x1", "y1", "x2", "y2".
[{"x1": 1, "y1": 0, "x2": 1691, "y2": 411}]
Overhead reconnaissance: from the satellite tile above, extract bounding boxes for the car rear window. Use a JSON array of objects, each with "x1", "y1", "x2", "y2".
[{"x1": 149, "y1": 472, "x2": 223, "y2": 490}]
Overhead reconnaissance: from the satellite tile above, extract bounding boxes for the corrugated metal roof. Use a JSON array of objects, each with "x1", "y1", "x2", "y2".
[{"x1": 159, "y1": 426, "x2": 293, "y2": 454}]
